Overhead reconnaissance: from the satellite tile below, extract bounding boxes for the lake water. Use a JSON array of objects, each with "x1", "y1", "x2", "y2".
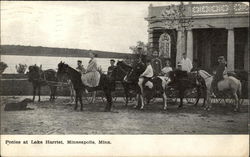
[{"x1": 1, "y1": 55, "x2": 121, "y2": 74}]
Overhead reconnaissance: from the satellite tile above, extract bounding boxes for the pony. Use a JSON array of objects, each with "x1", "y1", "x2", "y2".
[
  {"x1": 57, "y1": 62, "x2": 113, "y2": 111},
  {"x1": 114, "y1": 61, "x2": 138, "y2": 106},
  {"x1": 26, "y1": 65, "x2": 57, "y2": 102},
  {"x1": 57, "y1": 73, "x2": 75, "y2": 103},
  {"x1": 168, "y1": 70, "x2": 206, "y2": 108},
  {"x1": 197, "y1": 70, "x2": 242, "y2": 112},
  {"x1": 126, "y1": 61, "x2": 170, "y2": 110}
]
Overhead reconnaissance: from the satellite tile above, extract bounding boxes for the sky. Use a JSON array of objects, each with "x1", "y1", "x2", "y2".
[
  {"x1": 2, "y1": 2, "x2": 248, "y2": 54},
  {"x1": 1, "y1": 1, "x2": 178, "y2": 53}
]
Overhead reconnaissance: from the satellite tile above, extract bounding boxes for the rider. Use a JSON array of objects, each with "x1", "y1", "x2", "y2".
[
  {"x1": 76, "y1": 60, "x2": 86, "y2": 74},
  {"x1": 211, "y1": 56, "x2": 227, "y2": 97},
  {"x1": 138, "y1": 58, "x2": 154, "y2": 94},
  {"x1": 151, "y1": 50, "x2": 162, "y2": 76},
  {"x1": 161, "y1": 58, "x2": 173, "y2": 77},
  {"x1": 82, "y1": 52, "x2": 100, "y2": 93}
]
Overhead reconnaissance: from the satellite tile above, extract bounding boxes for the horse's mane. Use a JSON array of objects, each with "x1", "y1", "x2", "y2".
[
  {"x1": 199, "y1": 70, "x2": 212, "y2": 77},
  {"x1": 62, "y1": 63, "x2": 81, "y2": 77},
  {"x1": 118, "y1": 61, "x2": 132, "y2": 70}
]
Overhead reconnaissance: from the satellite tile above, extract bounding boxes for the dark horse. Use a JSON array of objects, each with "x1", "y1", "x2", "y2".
[
  {"x1": 168, "y1": 70, "x2": 206, "y2": 107},
  {"x1": 114, "y1": 61, "x2": 139, "y2": 106},
  {"x1": 27, "y1": 65, "x2": 57, "y2": 102},
  {"x1": 57, "y1": 62, "x2": 113, "y2": 111}
]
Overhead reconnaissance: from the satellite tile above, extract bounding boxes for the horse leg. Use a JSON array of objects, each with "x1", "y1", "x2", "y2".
[
  {"x1": 163, "y1": 92, "x2": 167, "y2": 110},
  {"x1": 202, "y1": 88, "x2": 207, "y2": 107},
  {"x1": 140, "y1": 94, "x2": 145, "y2": 110},
  {"x1": 49, "y1": 86, "x2": 52, "y2": 101},
  {"x1": 38, "y1": 85, "x2": 41, "y2": 102},
  {"x1": 104, "y1": 89, "x2": 112, "y2": 112},
  {"x1": 71, "y1": 87, "x2": 75, "y2": 103},
  {"x1": 134, "y1": 94, "x2": 140, "y2": 109},
  {"x1": 178, "y1": 90, "x2": 183, "y2": 108},
  {"x1": 91, "y1": 91, "x2": 96, "y2": 104},
  {"x1": 194, "y1": 87, "x2": 201, "y2": 106},
  {"x1": 53, "y1": 87, "x2": 57, "y2": 100},
  {"x1": 123, "y1": 85, "x2": 129, "y2": 106},
  {"x1": 79, "y1": 90, "x2": 84, "y2": 111},
  {"x1": 233, "y1": 92, "x2": 239, "y2": 112},
  {"x1": 32, "y1": 85, "x2": 36, "y2": 102},
  {"x1": 74, "y1": 90, "x2": 79, "y2": 110},
  {"x1": 205, "y1": 91, "x2": 212, "y2": 111},
  {"x1": 51, "y1": 86, "x2": 56, "y2": 100}
]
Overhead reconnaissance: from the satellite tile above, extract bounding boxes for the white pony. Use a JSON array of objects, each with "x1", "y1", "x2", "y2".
[{"x1": 197, "y1": 70, "x2": 242, "y2": 111}]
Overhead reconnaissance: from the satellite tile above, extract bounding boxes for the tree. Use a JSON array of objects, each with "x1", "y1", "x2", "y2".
[{"x1": 129, "y1": 41, "x2": 152, "y2": 56}]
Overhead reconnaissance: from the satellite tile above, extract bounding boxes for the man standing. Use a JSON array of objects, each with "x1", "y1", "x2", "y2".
[
  {"x1": 180, "y1": 53, "x2": 193, "y2": 72},
  {"x1": 76, "y1": 60, "x2": 85, "y2": 74},
  {"x1": 211, "y1": 56, "x2": 227, "y2": 97},
  {"x1": 107, "y1": 59, "x2": 116, "y2": 77},
  {"x1": 107, "y1": 59, "x2": 116, "y2": 91}
]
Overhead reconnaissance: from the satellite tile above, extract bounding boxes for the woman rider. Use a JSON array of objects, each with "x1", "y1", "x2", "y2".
[{"x1": 82, "y1": 52, "x2": 100, "y2": 103}]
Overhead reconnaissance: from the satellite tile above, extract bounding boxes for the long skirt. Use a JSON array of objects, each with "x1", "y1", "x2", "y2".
[{"x1": 81, "y1": 71, "x2": 100, "y2": 87}]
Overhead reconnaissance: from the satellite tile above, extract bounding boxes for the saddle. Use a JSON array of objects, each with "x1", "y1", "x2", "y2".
[{"x1": 143, "y1": 76, "x2": 169, "y2": 90}]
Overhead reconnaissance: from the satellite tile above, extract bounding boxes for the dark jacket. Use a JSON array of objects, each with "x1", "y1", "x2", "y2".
[
  {"x1": 107, "y1": 66, "x2": 116, "y2": 76},
  {"x1": 214, "y1": 62, "x2": 226, "y2": 81}
]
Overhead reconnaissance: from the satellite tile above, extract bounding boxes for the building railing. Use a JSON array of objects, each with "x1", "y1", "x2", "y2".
[
  {"x1": 148, "y1": 2, "x2": 249, "y2": 20},
  {"x1": 191, "y1": 2, "x2": 249, "y2": 16}
]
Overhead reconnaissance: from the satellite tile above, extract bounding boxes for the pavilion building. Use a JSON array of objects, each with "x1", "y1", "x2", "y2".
[{"x1": 145, "y1": 2, "x2": 249, "y2": 72}]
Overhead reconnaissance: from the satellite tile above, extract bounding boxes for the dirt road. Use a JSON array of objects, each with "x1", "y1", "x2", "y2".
[{"x1": 1, "y1": 96, "x2": 248, "y2": 134}]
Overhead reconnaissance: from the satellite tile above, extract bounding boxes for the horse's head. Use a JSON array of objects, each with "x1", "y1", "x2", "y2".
[
  {"x1": 57, "y1": 61, "x2": 69, "y2": 79},
  {"x1": 168, "y1": 70, "x2": 188, "y2": 83},
  {"x1": 27, "y1": 64, "x2": 41, "y2": 82},
  {"x1": 126, "y1": 61, "x2": 146, "y2": 82},
  {"x1": 115, "y1": 61, "x2": 132, "y2": 81}
]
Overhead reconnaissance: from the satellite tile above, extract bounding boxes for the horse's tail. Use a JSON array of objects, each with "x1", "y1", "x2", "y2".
[{"x1": 237, "y1": 80, "x2": 242, "y2": 99}]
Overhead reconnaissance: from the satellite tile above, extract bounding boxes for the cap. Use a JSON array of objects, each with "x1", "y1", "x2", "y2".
[
  {"x1": 110, "y1": 59, "x2": 115, "y2": 62},
  {"x1": 77, "y1": 60, "x2": 82, "y2": 63},
  {"x1": 218, "y1": 56, "x2": 225, "y2": 60},
  {"x1": 177, "y1": 62, "x2": 182, "y2": 66}
]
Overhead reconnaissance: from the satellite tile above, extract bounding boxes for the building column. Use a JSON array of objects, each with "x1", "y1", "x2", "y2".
[
  {"x1": 176, "y1": 29, "x2": 185, "y2": 67},
  {"x1": 186, "y1": 29, "x2": 193, "y2": 62},
  {"x1": 227, "y1": 28, "x2": 235, "y2": 71},
  {"x1": 244, "y1": 42, "x2": 248, "y2": 71},
  {"x1": 147, "y1": 30, "x2": 153, "y2": 46}
]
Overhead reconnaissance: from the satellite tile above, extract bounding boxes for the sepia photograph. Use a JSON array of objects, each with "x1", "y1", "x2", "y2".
[{"x1": 0, "y1": 1, "x2": 249, "y2": 156}]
